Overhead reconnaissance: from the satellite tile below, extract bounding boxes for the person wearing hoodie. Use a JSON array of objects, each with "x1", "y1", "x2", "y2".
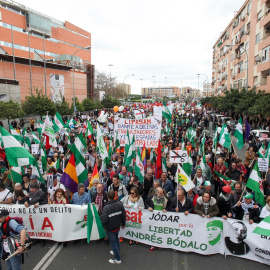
[{"x1": 194, "y1": 191, "x2": 219, "y2": 218}]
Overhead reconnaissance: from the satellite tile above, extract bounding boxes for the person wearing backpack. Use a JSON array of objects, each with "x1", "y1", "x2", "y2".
[{"x1": 0, "y1": 209, "x2": 27, "y2": 270}]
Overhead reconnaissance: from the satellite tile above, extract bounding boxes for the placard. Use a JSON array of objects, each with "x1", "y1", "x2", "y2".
[
  {"x1": 169, "y1": 150, "x2": 188, "y2": 163},
  {"x1": 258, "y1": 158, "x2": 269, "y2": 172},
  {"x1": 31, "y1": 144, "x2": 39, "y2": 155}
]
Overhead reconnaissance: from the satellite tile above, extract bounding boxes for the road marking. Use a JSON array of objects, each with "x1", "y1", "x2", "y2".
[
  {"x1": 33, "y1": 242, "x2": 59, "y2": 270},
  {"x1": 40, "y1": 244, "x2": 63, "y2": 270}
]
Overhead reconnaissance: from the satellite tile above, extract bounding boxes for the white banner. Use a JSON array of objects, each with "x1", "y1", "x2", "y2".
[
  {"x1": 114, "y1": 116, "x2": 162, "y2": 148},
  {"x1": 1, "y1": 205, "x2": 100, "y2": 242},
  {"x1": 134, "y1": 109, "x2": 145, "y2": 120},
  {"x1": 258, "y1": 158, "x2": 269, "y2": 172},
  {"x1": 119, "y1": 209, "x2": 270, "y2": 266},
  {"x1": 154, "y1": 106, "x2": 163, "y2": 117},
  {"x1": 31, "y1": 144, "x2": 39, "y2": 155}
]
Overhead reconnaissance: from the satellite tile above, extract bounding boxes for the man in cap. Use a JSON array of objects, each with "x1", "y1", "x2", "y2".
[
  {"x1": 232, "y1": 193, "x2": 260, "y2": 224},
  {"x1": 0, "y1": 209, "x2": 27, "y2": 269},
  {"x1": 25, "y1": 182, "x2": 47, "y2": 208},
  {"x1": 29, "y1": 174, "x2": 47, "y2": 194},
  {"x1": 206, "y1": 220, "x2": 223, "y2": 246},
  {"x1": 217, "y1": 185, "x2": 232, "y2": 220}
]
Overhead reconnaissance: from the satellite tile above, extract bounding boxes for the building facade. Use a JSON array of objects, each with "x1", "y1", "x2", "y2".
[
  {"x1": 141, "y1": 86, "x2": 181, "y2": 98},
  {"x1": 212, "y1": 0, "x2": 270, "y2": 95},
  {"x1": 0, "y1": 0, "x2": 94, "y2": 104}
]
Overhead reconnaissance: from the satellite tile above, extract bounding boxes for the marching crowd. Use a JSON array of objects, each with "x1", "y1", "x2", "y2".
[{"x1": 0, "y1": 103, "x2": 270, "y2": 266}]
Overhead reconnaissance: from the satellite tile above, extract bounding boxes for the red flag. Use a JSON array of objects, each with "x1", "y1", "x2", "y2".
[{"x1": 155, "y1": 140, "x2": 162, "y2": 179}]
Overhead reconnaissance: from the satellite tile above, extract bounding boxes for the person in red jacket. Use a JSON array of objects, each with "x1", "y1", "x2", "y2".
[{"x1": 186, "y1": 188, "x2": 199, "y2": 210}]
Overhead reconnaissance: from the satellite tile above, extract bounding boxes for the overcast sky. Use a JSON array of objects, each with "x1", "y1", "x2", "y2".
[{"x1": 18, "y1": 0, "x2": 244, "y2": 94}]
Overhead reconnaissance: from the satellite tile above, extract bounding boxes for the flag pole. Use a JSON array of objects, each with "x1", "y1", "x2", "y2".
[{"x1": 237, "y1": 186, "x2": 247, "y2": 203}]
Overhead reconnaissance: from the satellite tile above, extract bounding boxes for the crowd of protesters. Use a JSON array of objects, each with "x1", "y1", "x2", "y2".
[{"x1": 0, "y1": 103, "x2": 269, "y2": 264}]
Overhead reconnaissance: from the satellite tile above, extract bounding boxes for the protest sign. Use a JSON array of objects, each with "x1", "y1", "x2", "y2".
[
  {"x1": 119, "y1": 209, "x2": 270, "y2": 266},
  {"x1": 258, "y1": 158, "x2": 269, "y2": 172},
  {"x1": 134, "y1": 109, "x2": 145, "y2": 120},
  {"x1": 3, "y1": 205, "x2": 101, "y2": 242},
  {"x1": 114, "y1": 116, "x2": 162, "y2": 148},
  {"x1": 154, "y1": 106, "x2": 163, "y2": 118},
  {"x1": 169, "y1": 150, "x2": 188, "y2": 163},
  {"x1": 31, "y1": 144, "x2": 39, "y2": 155},
  {"x1": 103, "y1": 127, "x2": 109, "y2": 134}
]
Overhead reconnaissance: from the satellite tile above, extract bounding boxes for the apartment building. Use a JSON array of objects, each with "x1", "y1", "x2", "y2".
[
  {"x1": 0, "y1": 0, "x2": 94, "y2": 103},
  {"x1": 212, "y1": 0, "x2": 270, "y2": 95},
  {"x1": 141, "y1": 86, "x2": 181, "y2": 98}
]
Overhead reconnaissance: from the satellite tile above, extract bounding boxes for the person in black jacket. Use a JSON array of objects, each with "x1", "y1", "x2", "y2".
[
  {"x1": 92, "y1": 183, "x2": 108, "y2": 215},
  {"x1": 217, "y1": 185, "x2": 233, "y2": 220},
  {"x1": 127, "y1": 176, "x2": 143, "y2": 195},
  {"x1": 101, "y1": 190, "x2": 126, "y2": 264},
  {"x1": 24, "y1": 182, "x2": 47, "y2": 208},
  {"x1": 169, "y1": 190, "x2": 193, "y2": 214},
  {"x1": 232, "y1": 193, "x2": 260, "y2": 224}
]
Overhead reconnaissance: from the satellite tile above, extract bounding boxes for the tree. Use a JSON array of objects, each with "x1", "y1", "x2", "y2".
[
  {"x1": 22, "y1": 88, "x2": 56, "y2": 117},
  {"x1": 101, "y1": 95, "x2": 120, "y2": 108},
  {"x1": 55, "y1": 97, "x2": 73, "y2": 115},
  {"x1": 71, "y1": 97, "x2": 84, "y2": 112},
  {"x1": 0, "y1": 100, "x2": 24, "y2": 123},
  {"x1": 82, "y1": 98, "x2": 96, "y2": 111}
]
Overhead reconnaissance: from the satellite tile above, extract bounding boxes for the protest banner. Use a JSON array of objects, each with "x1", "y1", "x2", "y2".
[
  {"x1": 114, "y1": 116, "x2": 162, "y2": 148},
  {"x1": 2, "y1": 204, "x2": 101, "y2": 242},
  {"x1": 119, "y1": 209, "x2": 270, "y2": 266},
  {"x1": 31, "y1": 144, "x2": 39, "y2": 155},
  {"x1": 169, "y1": 150, "x2": 188, "y2": 163},
  {"x1": 134, "y1": 109, "x2": 145, "y2": 120},
  {"x1": 258, "y1": 158, "x2": 269, "y2": 172}
]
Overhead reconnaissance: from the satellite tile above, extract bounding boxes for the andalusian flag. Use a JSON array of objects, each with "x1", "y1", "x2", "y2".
[
  {"x1": 8, "y1": 166, "x2": 23, "y2": 183},
  {"x1": 199, "y1": 155, "x2": 207, "y2": 176},
  {"x1": 53, "y1": 112, "x2": 65, "y2": 133},
  {"x1": 175, "y1": 164, "x2": 195, "y2": 191},
  {"x1": 219, "y1": 123, "x2": 231, "y2": 149},
  {"x1": 150, "y1": 148, "x2": 155, "y2": 163},
  {"x1": 214, "y1": 170, "x2": 236, "y2": 188},
  {"x1": 234, "y1": 117, "x2": 244, "y2": 149},
  {"x1": 162, "y1": 101, "x2": 172, "y2": 123},
  {"x1": 212, "y1": 127, "x2": 218, "y2": 152},
  {"x1": 37, "y1": 119, "x2": 43, "y2": 138},
  {"x1": 85, "y1": 120, "x2": 94, "y2": 138},
  {"x1": 124, "y1": 134, "x2": 135, "y2": 173},
  {"x1": 96, "y1": 124, "x2": 109, "y2": 162},
  {"x1": 182, "y1": 154, "x2": 193, "y2": 177},
  {"x1": 253, "y1": 216, "x2": 270, "y2": 236},
  {"x1": 135, "y1": 148, "x2": 144, "y2": 183},
  {"x1": 87, "y1": 204, "x2": 106, "y2": 243},
  {"x1": 162, "y1": 157, "x2": 167, "y2": 173},
  {"x1": 70, "y1": 132, "x2": 86, "y2": 165},
  {"x1": 42, "y1": 114, "x2": 57, "y2": 148},
  {"x1": 246, "y1": 162, "x2": 265, "y2": 206},
  {"x1": 114, "y1": 131, "x2": 120, "y2": 153},
  {"x1": 76, "y1": 158, "x2": 88, "y2": 185},
  {"x1": 0, "y1": 126, "x2": 35, "y2": 167},
  {"x1": 22, "y1": 128, "x2": 31, "y2": 151},
  {"x1": 31, "y1": 132, "x2": 40, "y2": 145},
  {"x1": 31, "y1": 161, "x2": 46, "y2": 184},
  {"x1": 41, "y1": 149, "x2": 47, "y2": 173},
  {"x1": 9, "y1": 125, "x2": 23, "y2": 143},
  {"x1": 258, "y1": 144, "x2": 266, "y2": 158}
]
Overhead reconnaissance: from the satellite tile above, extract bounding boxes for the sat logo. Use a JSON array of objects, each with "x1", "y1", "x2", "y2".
[{"x1": 126, "y1": 210, "x2": 143, "y2": 229}]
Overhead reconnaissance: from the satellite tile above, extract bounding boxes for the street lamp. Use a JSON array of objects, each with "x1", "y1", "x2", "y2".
[
  {"x1": 197, "y1": 73, "x2": 209, "y2": 96},
  {"x1": 226, "y1": 44, "x2": 248, "y2": 91},
  {"x1": 122, "y1": 74, "x2": 135, "y2": 100},
  {"x1": 72, "y1": 46, "x2": 91, "y2": 113}
]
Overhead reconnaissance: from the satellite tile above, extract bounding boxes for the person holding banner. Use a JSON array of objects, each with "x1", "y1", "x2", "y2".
[{"x1": 169, "y1": 190, "x2": 193, "y2": 214}]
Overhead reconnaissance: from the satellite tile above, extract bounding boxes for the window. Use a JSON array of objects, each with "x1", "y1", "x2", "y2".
[
  {"x1": 239, "y1": 61, "x2": 243, "y2": 72},
  {"x1": 239, "y1": 44, "x2": 245, "y2": 55},
  {"x1": 257, "y1": 10, "x2": 263, "y2": 21},
  {"x1": 240, "y1": 26, "x2": 245, "y2": 38},
  {"x1": 256, "y1": 33, "x2": 260, "y2": 44},
  {"x1": 246, "y1": 41, "x2": 249, "y2": 51},
  {"x1": 238, "y1": 80, "x2": 242, "y2": 89},
  {"x1": 234, "y1": 65, "x2": 238, "y2": 74},
  {"x1": 262, "y1": 46, "x2": 270, "y2": 62},
  {"x1": 245, "y1": 61, "x2": 248, "y2": 69},
  {"x1": 247, "y1": 22, "x2": 250, "y2": 31},
  {"x1": 254, "y1": 76, "x2": 258, "y2": 85},
  {"x1": 247, "y1": 2, "x2": 251, "y2": 15}
]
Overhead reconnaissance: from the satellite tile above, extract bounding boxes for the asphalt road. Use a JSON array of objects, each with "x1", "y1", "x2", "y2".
[{"x1": 3, "y1": 123, "x2": 268, "y2": 270}]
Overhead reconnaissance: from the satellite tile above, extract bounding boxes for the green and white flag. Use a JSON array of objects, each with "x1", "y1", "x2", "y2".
[
  {"x1": 41, "y1": 149, "x2": 47, "y2": 173},
  {"x1": 87, "y1": 204, "x2": 106, "y2": 243},
  {"x1": 70, "y1": 132, "x2": 86, "y2": 165},
  {"x1": 124, "y1": 134, "x2": 135, "y2": 173},
  {"x1": 150, "y1": 148, "x2": 155, "y2": 163},
  {"x1": 85, "y1": 120, "x2": 94, "y2": 138},
  {"x1": 42, "y1": 114, "x2": 57, "y2": 147},
  {"x1": 31, "y1": 161, "x2": 45, "y2": 184},
  {"x1": 114, "y1": 131, "x2": 120, "y2": 153},
  {"x1": 234, "y1": 117, "x2": 244, "y2": 149},
  {"x1": 253, "y1": 216, "x2": 270, "y2": 236},
  {"x1": 182, "y1": 154, "x2": 193, "y2": 177},
  {"x1": 76, "y1": 158, "x2": 88, "y2": 184},
  {"x1": 162, "y1": 101, "x2": 172, "y2": 123},
  {"x1": 53, "y1": 112, "x2": 65, "y2": 133},
  {"x1": 199, "y1": 135, "x2": 206, "y2": 156},
  {"x1": 162, "y1": 157, "x2": 167, "y2": 173},
  {"x1": 37, "y1": 119, "x2": 43, "y2": 138},
  {"x1": 31, "y1": 132, "x2": 40, "y2": 145},
  {"x1": 219, "y1": 123, "x2": 231, "y2": 149},
  {"x1": 23, "y1": 128, "x2": 31, "y2": 151},
  {"x1": 199, "y1": 155, "x2": 207, "y2": 176},
  {"x1": 246, "y1": 162, "x2": 265, "y2": 206},
  {"x1": 175, "y1": 164, "x2": 195, "y2": 192},
  {"x1": 258, "y1": 144, "x2": 266, "y2": 158},
  {"x1": 108, "y1": 136, "x2": 113, "y2": 159},
  {"x1": 185, "y1": 127, "x2": 196, "y2": 146},
  {"x1": 8, "y1": 166, "x2": 23, "y2": 183},
  {"x1": 212, "y1": 127, "x2": 218, "y2": 153},
  {"x1": 96, "y1": 124, "x2": 109, "y2": 162},
  {"x1": 135, "y1": 148, "x2": 144, "y2": 183},
  {"x1": 124, "y1": 130, "x2": 131, "y2": 158},
  {"x1": 0, "y1": 126, "x2": 35, "y2": 167},
  {"x1": 9, "y1": 125, "x2": 23, "y2": 143}
]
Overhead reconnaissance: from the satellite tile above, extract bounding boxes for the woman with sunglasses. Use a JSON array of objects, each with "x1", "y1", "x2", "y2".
[{"x1": 121, "y1": 187, "x2": 144, "y2": 246}]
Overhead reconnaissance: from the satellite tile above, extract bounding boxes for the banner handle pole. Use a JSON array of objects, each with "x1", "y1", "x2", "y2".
[{"x1": 238, "y1": 186, "x2": 247, "y2": 203}]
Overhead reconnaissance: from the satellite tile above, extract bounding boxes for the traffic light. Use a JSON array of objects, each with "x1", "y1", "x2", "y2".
[{"x1": 187, "y1": 89, "x2": 190, "y2": 93}]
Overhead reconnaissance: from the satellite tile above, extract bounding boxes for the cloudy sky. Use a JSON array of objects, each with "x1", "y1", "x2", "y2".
[{"x1": 19, "y1": 0, "x2": 244, "y2": 94}]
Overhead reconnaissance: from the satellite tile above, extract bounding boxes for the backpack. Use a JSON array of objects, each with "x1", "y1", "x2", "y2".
[{"x1": 2, "y1": 217, "x2": 24, "y2": 237}]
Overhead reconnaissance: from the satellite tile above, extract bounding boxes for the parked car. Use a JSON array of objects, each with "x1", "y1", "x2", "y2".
[
  {"x1": 226, "y1": 120, "x2": 237, "y2": 134},
  {"x1": 250, "y1": 130, "x2": 270, "y2": 142}
]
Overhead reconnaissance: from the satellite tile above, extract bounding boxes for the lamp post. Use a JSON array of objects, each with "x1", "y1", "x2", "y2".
[
  {"x1": 122, "y1": 74, "x2": 135, "y2": 100},
  {"x1": 226, "y1": 44, "x2": 248, "y2": 91},
  {"x1": 72, "y1": 46, "x2": 91, "y2": 113},
  {"x1": 197, "y1": 73, "x2": 209, "y2": 96}
]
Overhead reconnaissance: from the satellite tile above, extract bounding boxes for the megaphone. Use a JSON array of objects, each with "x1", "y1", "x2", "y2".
[{"x1": 0, "y1": 94, "x2": 7, "y2": 101}]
